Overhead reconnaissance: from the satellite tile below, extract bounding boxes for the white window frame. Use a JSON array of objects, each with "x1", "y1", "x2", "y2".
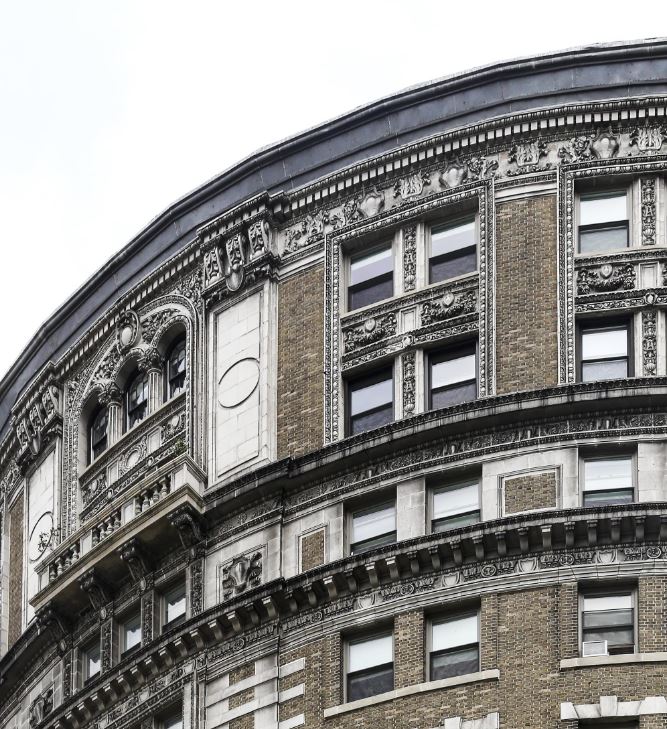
[
  {"x1": 579, "y1": 451, "x2": 636, "y2": 508},
  {"x1": 578, "y1": 586, "x2": 637, "y2": 656},
  {"x1": 576, "y1": 183, "x2": 633, "y2": 255},
  {"x1": 429, "y1": 478, "x2": 481, "y2": 534},
  {"x1": 426, "y1": 213, "x2": 479, "y2": 286},
  {"x1": 348, "y1": 499, "x2": 397, "y2": 556},
  {"x1": 427, "y1": 610, "x2": 480, "y2": 682},
  {"x1": 344, "y1": 629, "x2": 394, "y2": 703}
]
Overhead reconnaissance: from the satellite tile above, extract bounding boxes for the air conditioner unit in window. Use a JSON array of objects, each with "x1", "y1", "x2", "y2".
[{"x1": 582, "y1": 640, "x2": 608, "y2": 656}]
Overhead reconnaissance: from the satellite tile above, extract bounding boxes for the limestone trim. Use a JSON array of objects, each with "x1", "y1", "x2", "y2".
[
  {"x1": 560, "y1": 695, "x2": 667, "y2": 720},
  {"x1": 560, "y1": 651, "x2": 667, "y2": 670},
  {"x1": 322, "y1": 669, "x2": 500, "y2": 718},
  {"x1": 440, "y1": 712, "x2": 499, "y2": 729}
]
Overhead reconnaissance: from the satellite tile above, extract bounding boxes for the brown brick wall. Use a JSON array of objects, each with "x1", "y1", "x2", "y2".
[
  {"x1": 229, "y1": 661, "x2": 255, "y2": 684},
  {"x1": 504, "y1": 471, "x2": 557, "y2": 514},
  {"x1": 277, "y1": 265, "x2": 324, "y2": 459},
  {"x1": 559, "y1": 581, "x2": 579, "y2": 660},
  {"x1": 495, "y1": 195, "x2": 558, "y2": 394},
  {"x1": 229, "y1": 687, "x2": 254, "y2": 710},
  {"x1": 229, "y1": 717, "x2": 253, "y2": 729},
  {"x1": 394, "y1": 610, "x2": 424, "y2": 688},
  {"x1": 8, "y1": 492, "x2": 24, "y2": 646},
  {"x1": 639, "y1": 576, "x2": 667, "y2": 652},
  {"x1": 480, "y1": 593, "x2": 498, "y2": 670},
  {"x1": 300, "y1": 528, "x2": 325, "y2": 572}
]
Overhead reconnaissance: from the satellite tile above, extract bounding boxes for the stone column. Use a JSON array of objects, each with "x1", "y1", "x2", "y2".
[
  {"x1": 139, "y1": 347, "x2": 163, "y2": 415},
  {"x1": 99, "y1": 383, "x2": 123, "y2": 446}
]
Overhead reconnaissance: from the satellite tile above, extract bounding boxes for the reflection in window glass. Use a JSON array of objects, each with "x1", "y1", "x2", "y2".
[
  {"x1": 429, "y1": 345, "x2": 477, "y2": 409},
  {"x1": 580, "y1": 325, "x2": 629, "y2": 382},
  {"x1": 430, "y1": 613, "x2": 479, "y2": 680},
  {"x1": 351, "y1": 503, "x2": 396, "y2": 554},
  {"x1": 347, "y1": 369, "x2": 393, "y2": 435},
  {"x1": 579, "y1": 191, "x2": 628, "y2": 253},
  {"x1": 168, "y1": 339, "x2": 187, "y2": 398},
  {"x1": 347, "y1": 633, "x2": 393, "y2": 701},
  {"x1": 583, "y1": 457, "x2": 633, "y2": 506},
  {"x1": 348, "y1": 246, "x2": 393, "y2": 310},
  {"x1": 582, "y1": 592, "x2": 634, "y2": 654},
  {"x1": 430, "y1": 218, "x2": 476, "y2": 283},
  {"x1": 432, "y1": 481, "x2": 480, "y2": 532}
]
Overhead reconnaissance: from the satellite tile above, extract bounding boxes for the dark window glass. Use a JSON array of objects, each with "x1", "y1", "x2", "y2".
[
  {"x1": 429, "y1": 344, "x2": 477, "y2": 409},
  {"x1": 348, "y1": 246, "x2": 393, "y2": 311},
  {"x1": 347, "y1": 368, "x2": 393, "y2": 435},
  {"x1": 168, "y1": 338, "x2": 186, "y2": 398},
  {"x1": 430, "y1": 218, "x2": 476, "y2": 283},
  {"x1": 432, "y1": 481, "x2": 480, "y2": 533},
  {"x1": 580, "y1": 324, "x2": 629, "y2": 382},
  {"x1": 430, "y1": 613, "x2": 479, "y2": 680},
  {"x1": 579, "y1": 192, "x2": 629, "y2": 253},
  {"x1": 582, "y1": 593, "x2": 634, "y2": 654},
  {"x1": 89, "y1": 407, "x2": 108, "y2": 462},
  {"x1": 127, "y1": 372, "x2": 149, "y2": 428},
  {"x1": 583, "y1": 457, "x2": 633, "y2": 506},
  {"x1": 163, "y1": 714, "x2": 183, "y2": 729},
  {"x1": 347, "y1": 633, "x2": 393, "y2": 701},
  {"x1": 350, "y1": 503, "x2": 396, "y2": 555}
]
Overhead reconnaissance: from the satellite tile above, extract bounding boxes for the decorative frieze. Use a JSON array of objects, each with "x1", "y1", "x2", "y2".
[
  {"x1": 403, "y1": 225, "x2": 417, "y2": 292},
  {"x1": 507, "y1": 139, "x2": 550, "y2": 175},
  {"x1": 402, "y1": 351, "x2": 416, "y2": 416},
  {"x1": 630, "y1": 124, "x2": 667, "y2": 153},
  {"x1": 221, "y1": 549, "x2": 263, "y2": 600},
  {"x1": 576, "y1": 263, "x2": 635, "y2": 295},
  {"x1": 343, "y1": 314, "x2": 397, "y2": 353},
  {"x1": 421, "y1": 290, "x2": 477, "y2": 324},
  {"x1": 641, "y1": 177, "x2": 657, "y2": 245},
  {"x1": 643, "y1": 309, "x2": 658, "y2": 375}
]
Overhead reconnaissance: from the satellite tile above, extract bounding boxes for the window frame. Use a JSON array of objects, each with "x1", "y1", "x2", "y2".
[
  {"x1": 427, "y1": 214, "x2": 478, "y2": 285},
  {"x1": 345, "y1": 365, "x2": 395, "y2": 437},
  {"x1": 88, "y1": 405, "x2": 109, "y2": 464},
  {"x1": 577, "y1": 187, "x2": 631, "y2": 254},
  {"x1": 346, "y1": 242, "x2": 395, "y2": 313},
  {"x1": 120, "y1": 608, "x2": 142, "y2": 657},
  {"x1": 429, "y1": 477, "x2": 481, "y2": 534},
  {"x1": 166, "y1": 336, "x2": 187, "y2": 400},
  {"x1": 348, "y1": 499, "x2": 397, "y2": 556},
  {"x1": 161, "y1": 579, "x2": 187, "y2": 633},
  {"x1": 579, "y1": 451, "x2": 636, "y2": 508},
  {"x1": 576, "y1": 318, "x2": 634, "y2": 382},
  {"x1": 427, "y1": 609, "x2": 480, "y2": 682},
  {"x1": 126, "y1": 370, "x2": 149, "y2": 430},
  {"x1": 344, "y1": 628, "x2": 394, "y2": 703},
  {"x1": 427, "y1": 341, "x2": 478, "y2": 410},
  {"x1": 80, "y1": 637, "x2": 101, "y2": 685},
  {"x1": 579, "y1": 585, "x2": 637, "y2": 656}
]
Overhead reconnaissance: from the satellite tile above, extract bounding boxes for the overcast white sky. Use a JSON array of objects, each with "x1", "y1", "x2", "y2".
[{"x1": 0, "y1": 1, "x2": 665, "y2": 379}]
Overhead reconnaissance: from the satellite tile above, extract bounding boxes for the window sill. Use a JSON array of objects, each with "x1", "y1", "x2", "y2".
[
  {"x1": 322, "y1": 669, "x2": 499, "y2": 718},
  {"x1": 560, "y1": 652, "x2": 667, "y2": 670}
]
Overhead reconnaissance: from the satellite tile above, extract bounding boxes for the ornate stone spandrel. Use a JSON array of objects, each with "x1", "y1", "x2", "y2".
[
  {"x1": 576, "y1": 263, "x2": 635, "y2": 296},
  {"x1": 220, "y1": 548, "x2": 263, "y2": 601},
  {"x1": 643, "y1": 309, "x2": 658, "y2": 376},
  {"x1": 641, "y1": 177, "x2": 656, "y2": 246}
]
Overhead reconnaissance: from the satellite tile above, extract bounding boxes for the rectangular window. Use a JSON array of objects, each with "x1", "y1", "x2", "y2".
[
  {"x1": 83, "y1": 640, "x2": 101, "y2": 683},
  {"x1": 347, "y1": 367, "x2": 394, "y2": 436},
  {"x1": 346, "y1": 632, "x2": 393, "y2": 701},
  {"x1": 578, "y1": 191, "x2": 629, "y2": 253},
  {"x1": 431, "y1": 480, "x2": 480, "y2": 533},
  {"x1": 121, "y1": 611, "x2": 142, "y2": 655},
  {"x1": 163, "y1": 581, "x2": 186, "y2": 631},
  {"x1": 430, "y1": 612, "x2": 479, "y2": 680},
  {"x1": 348, "y1": 245, "x2": 393, "y2": 311},
  {"x1": 428, "y1": 344, "x2": 477, "y2": 409},
  {"x1": 350, "y1": 502, "x2": 396, "y2": 555},
  {"x1": 162, "y1": 713, "x2": 184, "y2": 729},
  {"x1": 429, "y1": 217, "x2": 477, "y2": 283},
  {"x1": 581, "y1": 591, "x2": 635, "y2": 655},
  {"x1": 579, "y1": 322, "x2": 631, "y2": 381},
  {"x1": 583, "y1": 456, "x2": 634, "y2": 507}
]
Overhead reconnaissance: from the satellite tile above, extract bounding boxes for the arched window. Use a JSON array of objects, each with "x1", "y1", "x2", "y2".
[
  {"x1": 167, "y1": 338, "x2": 186, "y2": 398},
  {"x1": 127, "y1": 371, "x2": 149, "y2": 429},
  {"x1": 89, "y1": 407, "x2": 108, "y2": 463}
]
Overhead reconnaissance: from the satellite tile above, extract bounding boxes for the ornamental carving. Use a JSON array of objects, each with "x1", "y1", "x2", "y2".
[
  {"x1": 79, "y1": 568, "x2": 110, "y2": 611},
  {"x1": 29, "y1": 686, "x2": 53, "y2": 728},
  {"x1": 117, "y1": 538, "x2": 150, "y2": 582},
  {"x1": 630, "y1": 124, "x2": 667, "y2": 153},
  {"x1": 117, "y1": 310, "x2": 140, "y2": 353},
  {"x1": 247, "y1": 219, "x2": 271, "y2": 259},
  {"x1": 439, "y1": 157, "x2": 498, "y2": 188},
  {"x1": 168, "y1": 504, "x2": 204, "y2": 556},
  {"x1": 590, "y1": 128, "x2": 620, "y2": 159},
  {"x1": 225, "y1": 232, "x2": 246, "y2": 291},
  {"x1": 204, "y1": 246, "x2": 223, "y2": 287},
  {"x1": 140, "y1": 308, "x2": 178, "y2": 344},
  {"x1": 343, "y1": 314, "x2": 397, "y2": 353},
  {"x1": 643, "y1": 309, "x2": 657, "y2": 376},
  {"x1": 394, "y1": 171, "x2": 430, "y2": 200},
  {"x1": 641, "y1": 178, "x2": 656, "y2": 245},
  {"x1": 12, "y1": 372, "x2": 62, "y2": 465},
  {"x1": 339, "y1": 186, "x2": 385, "y2": 225},
  {"x1": 137, "y1": 346, "x2": 162, "y2": 373},
  {"x1": 421, "y1": 290, "x2": 476, "y2": 325},
  {"x1": 221, "y1": 550, "x2": 262, "y2": 600},
  {"x1": 286, "y1": 209, "x2": 340, "y2": 252},
  {"x1": 576, "y1": 263, "x2": 635, "y2": 295},
  {"x1": 190, "y1": 558, "x2": 204, "y2": 615},
  {"x1": 177, "y1": 267, "x2": 203, "y2": 305},
  {"x1": 402, "y1": 351, "x2": 416, "y2": 416},
  {"x1": 403, "y1": 225, "x2": 417, "y2": 292},
  {"x1": 507, "y1": 139, "x2": 550, "y2": 175},
  {"x1": 558, "y1": 135, "x2": 595, "y2": 163}
]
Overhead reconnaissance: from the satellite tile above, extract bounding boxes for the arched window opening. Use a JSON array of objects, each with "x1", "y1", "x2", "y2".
[
  {"x1": 167, "y1": 338, "x2": 186, "y2": 399},
  {"x1": 127, "y1": 371, "x2": 149, "y2": 429},
  {"x1": 89, "y1": 407, "x2": 108, "y2": 463}
]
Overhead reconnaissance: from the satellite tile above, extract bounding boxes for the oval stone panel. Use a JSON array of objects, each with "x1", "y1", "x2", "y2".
[{"x1": 218, "y1": 357, "x2": 260, "y2": 408}]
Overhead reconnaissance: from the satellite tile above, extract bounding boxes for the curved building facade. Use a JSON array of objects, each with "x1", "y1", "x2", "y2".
[{"x1": 4, "y1": 39, "x2": 667, "y2": 729}]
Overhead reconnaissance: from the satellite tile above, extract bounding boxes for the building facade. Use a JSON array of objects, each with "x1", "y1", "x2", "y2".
[{"x1": 3, "y1": 39, "x2": 667, "y2": 729}]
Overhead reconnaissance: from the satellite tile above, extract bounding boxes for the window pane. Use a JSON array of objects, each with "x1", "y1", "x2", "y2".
[
  {"x1": 164, "y1": 716, "x2": 183, "y2": 729},
  {"x1": 349, "y1": 634, "x2": 392, "y2": 672},
  {"x1": 583, "y1": 627, "x2": 634, "y2": 647},
  {"x1": 583, "y1": 594, "x2": 632, "y2": 611},
  {"x1": 579, "y1": 225, "x2": 629, "y2": 253},
  {"x1": 350, "y1": 247, "x2": 393, "y2": 286},
  {"x1": 581, "y1": 360, "x2": 628, "y2": 381},
  {"x1": 580, "y1": 192, "x2": 627, "y2": 226},
  {"x1": 352, "y1": 505, "x2": 396, "y2": 544},
  {"x1": 349, "y1": 278, "x2": 394, "y2": 310},
  {"x1": 431, "y1": 220, "x2": 475, "y2": 258},
  {"x1": 432, "y1": 511, "x2": 480, "y2": 532},
  {"x1": 433, "y1": 482, "x2": 479, "y2": 520},
  {"x1": 431, "y1": 354, "x2": 476, "y2": 389},
  {"x1": 350, "y1": 405, "x2": 394, "y2": 434},
  {"x1": 583, "y1": 608, "x2": 633, "y2": 629},
  {"x1": 432, "y1": 614, "x2": 478, "y2": 651},
  {"x1": 581, "y1": 328, "x2": 627, "y2": 360},
  {"x1": 430, "y1": 250, "x2": 477, "y2": 283},
  {"x1": 431, "y1": 644, "x2": 479, "y2": 680},
  {"x1": 584, "y1": 458, "x2": 632, "y2": 492},
  {"x1": 350, "y1": 376, "x2": 393, "y2": 416},
  {"x1": 165, "y1": 584, "x2": 186, "y2": 623},
  {"x1": 347, "y1": 664, "x2": 393, "y2": 701},
  {"x1": 87, "y1": 643, "x2": 101, "y2": 677},
  {"x1": 583, "y1": 489, "x2": 634, "y2": 507},
  {"x1": 124, "y1": 614, "x2": 141, "y2": 651},
  {"x1": 431, "y1": 381, "x2": 477, "y2": 409}
]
